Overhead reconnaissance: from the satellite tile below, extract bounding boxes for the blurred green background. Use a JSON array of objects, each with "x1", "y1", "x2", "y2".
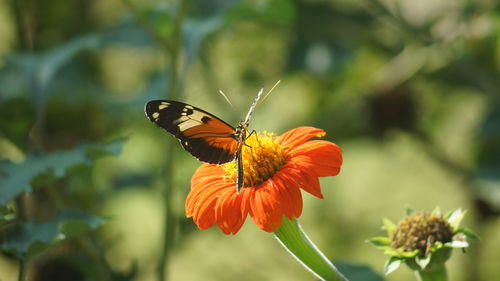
[{"x1": 1, "y1": 0, "x2": 499, "y2": 280}]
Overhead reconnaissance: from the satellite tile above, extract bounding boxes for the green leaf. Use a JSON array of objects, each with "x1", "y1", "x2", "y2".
[
  {"x1": 384, "y1": 247, "x2": 419, "y2": 258},
  {"x1": 227, "y1": 0, "x2": 296, "y2": 25},
  {"x1": 382, "y1": 218, "x2": 395, "y2": 236},
  {"x1": 431, "y1": 206, "x2": 442, "y2": 216},
  {"x1": 384, "y1": 257, "x2": 402, "y2": 275},
  {"x1": 0, "y1": 209, "x2": 104, "y2": 260},
  {"x1": 180, "y1": 16, "x2": 224, "y2": 90},
  {"x1": 0, "y1": 140, "x2": 124, "y2": 205},
  {"x1": 139, "y1": 6, "x2": 175, "y2": 39},
  {"x1": 367, "y1": 237, "x2": 392, "y2": 247},
  {"x1": 416, "y1": 254, "x2": 432, "y2": 269},
  {"x1": 446, "y1": 209, "x2": 466, "y2": 231},
  {"x1": 0, "y1": 206, "x2": 14, "y2": 225},
  {"x1": 4, "y1": 34, "x2": 100, "y2": 103},
  {"x1": 86, "y1": 140, "x2": 124, "y2": 159},
  {"x1": 404, "y1": 206, "x2": 414, "y2": 216},
  {"x1": 455, "y1": 228, "x2": 480, "y2": 240},
  {"x1": 0, "y1": 205, "x2": 12, "y2": 216},
  {"x1": 334, "y1": 261, "x2": 386, "y2": 281},
  {"x1": 430, "y1": 241, "x2": 444, "y2": 252},
  {"x1": 446, "y1": 240, "x2": 469, "y2": 248}
]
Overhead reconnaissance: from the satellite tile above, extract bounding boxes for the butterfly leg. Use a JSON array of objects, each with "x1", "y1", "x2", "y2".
[{"x1": 236, "y1": 152, "x2": 244, "y2": 193}]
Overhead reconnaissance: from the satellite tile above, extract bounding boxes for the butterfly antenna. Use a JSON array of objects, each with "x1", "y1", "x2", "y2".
[
  {"x1": 260, "y1": 80, "x2": 281, "y2": 104},
  {"x1": 218, "y1": 89, "x2": 235, "y2": 109}
]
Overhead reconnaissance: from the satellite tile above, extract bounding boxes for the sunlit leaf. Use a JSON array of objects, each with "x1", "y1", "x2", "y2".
[
  {"x1": 367, "y1": 237, "x2": 391, "y2": 247},
  {"x1": 0, "y1": 209, "x2": 104, "y2": 260},
  {"x1": 382, "y1": 218, "x2": 395, "y2": 236},
  {"x1": 0, "y1": 140, "x2": 123, "y2": 205},
  {"x1": 447, "y1": 240, "x2": 469, "y2": 248},
  {"x1": 415, "y1": 254, "x2": 431, "y2": 269},
  {"x1": 431, "y1": 206, "x2": 442, "y2": 216},
  {"x1": 446, "y1": 208, "x2": 466, "y2": 230},
  {"x1": 384, "y1": 257, "x2": 401, "y2": 275}
]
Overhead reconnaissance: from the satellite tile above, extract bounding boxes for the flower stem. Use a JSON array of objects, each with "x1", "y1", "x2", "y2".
[
  {"x1": 273, "y1": 218, "x2": 348, "y2": 281},
  {"x1": 415, "y1": 265, "x2": 448, "y2": 281},
  {"x1": 18, "y1": 258, "x2": 26, "y2": 281},
  {"x1": 156, "y1": 1, "x2": 188, "y2": 281}
]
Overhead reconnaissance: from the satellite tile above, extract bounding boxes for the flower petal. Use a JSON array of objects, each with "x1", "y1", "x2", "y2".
[
  {"x1": 273, "y1": 172, "x2": 303, "y2": 217},
  {"x1": 269, "y1": 175, "x2": 298, "y2": 219},
  {"x1": 278, "y1": 126, "x2": 326, "y2": 148},
  {"x1": 189, "y1": 182, "x2": 229, "y2": 229},
  {"x1": 186, "y1": 164, "x2": 233, "y2": 230},
  {"x1": 289, "y1": 140, "x2": 342, "y2": 177},
  {"x1": 280, "y1": 159, "x2": 324, "y2": 198},
  {"x1": 190, "y1": 164, "x2": 224, "y2": 187},
  {"x1": 215, "y1": 190, "x2": 246, "y2": 234},
  {"x1": 249, "y1": 184, "x2": 282, "y2": 232}
]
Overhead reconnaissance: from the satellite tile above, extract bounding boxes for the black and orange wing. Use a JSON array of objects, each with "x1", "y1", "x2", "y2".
[{"x1": 145, "y1": 100, "x2": 238, "y2": 164}]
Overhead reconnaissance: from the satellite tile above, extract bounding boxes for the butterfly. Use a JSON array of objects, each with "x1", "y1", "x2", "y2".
[{"x1": 144, "y1": 88, "x2": 265, "y2": 193}]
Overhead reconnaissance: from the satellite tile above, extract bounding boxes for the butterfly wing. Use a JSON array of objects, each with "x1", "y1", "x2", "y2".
[{"x1": 145, "y1": 100, "x2": 238, "y2": 164}]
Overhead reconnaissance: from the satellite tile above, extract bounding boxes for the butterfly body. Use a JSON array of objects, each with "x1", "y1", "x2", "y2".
[{"x1": 145, "y1": 89, "x2": 263, "y2": 192}]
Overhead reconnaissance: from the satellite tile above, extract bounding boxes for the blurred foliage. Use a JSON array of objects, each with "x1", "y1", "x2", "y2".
[
  {"x1": 1, "y1": 209, "x2": 104, "y2": 260},
  {"x1": 0, "y1": 0, "x2": 499, "y2": 280}
]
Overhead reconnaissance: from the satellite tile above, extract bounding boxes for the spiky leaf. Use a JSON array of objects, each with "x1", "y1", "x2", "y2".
[{"x1": 0, "y1": 209, "x2": 104, "y2": 260}]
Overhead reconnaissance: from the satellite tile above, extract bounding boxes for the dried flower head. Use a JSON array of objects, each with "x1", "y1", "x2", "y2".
[{"x1": 369, "y1": 208, "x2": 478, "y2": 275}]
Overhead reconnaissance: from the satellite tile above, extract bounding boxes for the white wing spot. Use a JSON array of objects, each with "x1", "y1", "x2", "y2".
[
  {"x1": 174, "y1": 116, "x2": 189, "y2": 125},
  {"x1": 158, "y1": 103, "x2": 170, "y2": 110},
  {"x1": 174, "y1": 111, "x2": 208, "y2": 130},
  {"x1": 152, "y1": 112, "x2": 160, "y2": 120},
  {"x1": 178, "y1": 119, "x2": 202, "y2": 131}
]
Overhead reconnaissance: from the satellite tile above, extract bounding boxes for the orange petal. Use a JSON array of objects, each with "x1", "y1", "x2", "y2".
[
  {"x1": 215, "y1": 190, "x2": 246, "y2": 234},
  {"x1": 249, "y1": 185, "x2": 282, "y2": 232},
  {"x1": 280, "y1": 162, "x2": 323, "y2": 198},
  {"x1": 190, "y1": 164, "x2": 224, "y2": 187},
  {"x1": 187, "y1": 165, "x2": 227, "y2": 215},
  {"x1": 186, "y1": 180, "x2": 226, "y2": 216},
  {"x1": 268, "y1": 176, "x2": 296, "y2": 219},
  {"x1": 278, "y1": 126, "x2": 326, "y2": 148},
  {"x1": 273, "y1": 172, "x2": 303, "y2": 218},
  {"x1": 186, "y1": 180, "x2": 231, "y2": 230},
  {"x1": 289, "y1": 140, "x2": 342, "y2": 177},
  {"x1": 240, "y1": 187, "x2": 253, "y2": 218}
]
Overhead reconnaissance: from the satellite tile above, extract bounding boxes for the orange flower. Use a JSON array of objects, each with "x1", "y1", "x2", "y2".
[{"x1": 185, "y1": 126, "x2": 343, "y2": 234}]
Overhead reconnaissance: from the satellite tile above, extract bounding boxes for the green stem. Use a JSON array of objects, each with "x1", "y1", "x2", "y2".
[
  {"x1": 157, "y1": 143, "x2": 176, "y2": 281},
  {"x1": 18, "y1": 259, "x2": 26, "y2": 281},
  {"x1": 415, "y1": 264, "x2": 448, "y2": 281},
  {"x1": 273, "y1": 218, "x2": 348, "y2": 281},
  {"x1": 156, "y1": 1, "x2": 188, "y2": 281}
]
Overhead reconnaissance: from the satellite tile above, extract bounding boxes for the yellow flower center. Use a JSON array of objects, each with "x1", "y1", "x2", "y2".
[{"x1": 221, "y1": 132, "x2": 288, "y2": 188}]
